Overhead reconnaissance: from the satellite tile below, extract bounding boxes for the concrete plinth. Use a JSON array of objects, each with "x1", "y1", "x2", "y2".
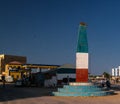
[
  {"x1": 52, "y1": 82, "x2": 114, "y2": 97},
  {"x1": 69, "y1": 82, "x2": 93, "y2": 86}
]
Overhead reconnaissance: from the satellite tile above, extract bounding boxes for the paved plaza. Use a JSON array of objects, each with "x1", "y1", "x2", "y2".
[{"x1": 0, "y1": 83, "x2": 120, "y2": 104}]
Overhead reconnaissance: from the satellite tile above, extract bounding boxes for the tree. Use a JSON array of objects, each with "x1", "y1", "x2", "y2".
[{"x1": 103, "y1": 72, "x2": 111, "y2": 79}]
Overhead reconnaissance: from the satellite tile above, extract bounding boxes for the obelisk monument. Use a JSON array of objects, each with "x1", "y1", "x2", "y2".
[{"x1": 76, "y1": 22, "x2": 88, "y2": 82}]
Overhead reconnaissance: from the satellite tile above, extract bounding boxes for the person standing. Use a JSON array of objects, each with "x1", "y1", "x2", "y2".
[
  {"x1": 2, "y1": 74, "x2": 5, "y2": 88},
  {"x1": 67, "y1": 75, "x2": 69, "y2": 85},
  {"x1": 101, "y1": 79, "x2": 105, "y2": 87},
  {"x1": 106, "y1": 79, "x2": 111, "y2": 89},
  {"x1": 51, "y1": 74, "x2": 57, "y2": 88}
]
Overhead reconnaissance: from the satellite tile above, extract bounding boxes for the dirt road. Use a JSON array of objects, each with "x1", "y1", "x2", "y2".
[{"x1": 0, "y1": 83, "x2": 120, "y2": 104}]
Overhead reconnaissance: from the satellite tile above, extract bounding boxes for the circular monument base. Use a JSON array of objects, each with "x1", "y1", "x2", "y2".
[{"x1": 52, "y1": 82, "x2": 114, "y2": 96}]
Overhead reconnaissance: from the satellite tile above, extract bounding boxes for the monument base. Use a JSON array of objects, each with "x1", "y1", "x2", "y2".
[
  {"x1": 52, "y1": 82, "x2": 114, "y2": 96},
  {"x1": 69, "y1": 82, "x2": 93, "y2": 86}
]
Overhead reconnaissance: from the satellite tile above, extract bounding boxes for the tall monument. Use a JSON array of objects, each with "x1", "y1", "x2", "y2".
[
  {"x1": 76, "y1": 22, "x2": 88, "y2": 82},
  {"x1": 52, "y1": 23, "x2": 114, "y2": 96}
]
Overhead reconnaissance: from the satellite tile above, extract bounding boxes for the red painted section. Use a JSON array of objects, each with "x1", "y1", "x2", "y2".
[{"x1": 76, "y1": 69, "x2": 88, "y2": 82}]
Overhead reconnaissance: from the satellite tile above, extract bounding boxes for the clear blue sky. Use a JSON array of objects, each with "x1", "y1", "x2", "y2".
[{"x1": 0, "y1": 0, "x2": 120, "y2": 75}]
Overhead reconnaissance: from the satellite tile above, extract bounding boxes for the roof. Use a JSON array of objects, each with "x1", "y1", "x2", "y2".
[
  {"x1": 58, "y1": 64, "x2": 75, "y2": 69},
  {"x1": 43, "y1": 64, "x2": 76, "y2": 74},
  {"x1": 0, "y1": 54, "x2": 26, "y2": 58},
  {"x1": 9, "y1": 61, "x2": 23, "y2": 65},
  {"x1": 25, "y1": 63, "x2": 60, "y2": 67},
  {"x1": 22, "y1": 64, "x2": 60, "y2": 69}
]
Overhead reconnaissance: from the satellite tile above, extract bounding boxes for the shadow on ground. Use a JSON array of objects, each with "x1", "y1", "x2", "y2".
[{"x1": 0, "y1": 83, "x2": 57, "y2": 102}]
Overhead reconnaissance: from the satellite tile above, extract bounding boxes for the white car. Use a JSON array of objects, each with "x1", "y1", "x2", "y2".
[{"x1": 5, "y1": 76, "x2": 13, "y2": 83}]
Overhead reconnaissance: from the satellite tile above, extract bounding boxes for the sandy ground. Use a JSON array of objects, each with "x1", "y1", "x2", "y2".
[
  {"x1": 0, "y1": 83, "x2": 120, "y2": 104},
  {"x1": 6, "y1": 93, "x2": 120, "y2": 104}
]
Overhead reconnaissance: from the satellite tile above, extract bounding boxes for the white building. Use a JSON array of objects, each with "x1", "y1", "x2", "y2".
[{"x1": 112, "y1": 66, "x2": 120, "y2": 77}]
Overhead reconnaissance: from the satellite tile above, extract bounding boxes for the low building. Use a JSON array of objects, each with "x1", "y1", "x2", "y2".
[
  {"x1": 43, "y1": 64, "x2": 76, "y2": 86},
  {"x1": 0, "y1": 54, "x2": 27, "y2": 74},
  {"x1": 0, "y1": 54, "x2": 61, "y2": 82},
  {"x1": 5, "y1": 64, "x2": 30, "y2": 81},
  {"x1": 5, "y1": 63, "x2": 60, "y2": 81}
]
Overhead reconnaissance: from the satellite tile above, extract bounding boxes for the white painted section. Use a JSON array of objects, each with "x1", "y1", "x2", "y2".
[
  {"x1": 119, "y1": 69, "x2": 120, "y2": 76},
  {"x1": 41, "y1": 68, "x2": 50, "y2": 72},
  {"x1": 112, "y1": 68, "x2": 115, "y2": 76},
  {"x1": 31, "y1": 68, "x2": 38, "y2": 73},
  {"x1": 115, "y1": 68, "x2": 118, "y2": 76},
  {"x1": 31, "y1": 69, "x2": 35, "y2": 73},
  {"x1": 57, "y1": 74, "x2": 76, "y2": 80},
  {"x1": 76, "y1": 53, "x2": 88, "y2": 69}
]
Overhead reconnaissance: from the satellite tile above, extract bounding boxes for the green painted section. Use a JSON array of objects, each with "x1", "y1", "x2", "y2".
[
  {"x1": 57, "y1": 68, "x2": 75, "y2": 74},
  {"x1": 77, "y1": 24, "x2": 88, "y2": 53}
]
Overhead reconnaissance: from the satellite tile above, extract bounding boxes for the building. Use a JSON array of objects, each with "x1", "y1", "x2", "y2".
[
  {"x1": 112, "y1": 66, "x2": 120, "y2": 77},
  {"x1": 0, "y1": 54, "x2": 60, "y2": 82},
  {"x1": 111, "y1": 66, "x2": 120, "y2": 83},
  {"x1": 0, "y1": 54, "x2": 27, "y2": 74},
  {"x1": 43, "y1": 64, "x2": 76, "y2": 85},
  {"x1": 5, "y1": 63, "x2": 60, "y2": 81},
  {"x1": 56, "y1": 64, "x2": 76, "y2": 82}
]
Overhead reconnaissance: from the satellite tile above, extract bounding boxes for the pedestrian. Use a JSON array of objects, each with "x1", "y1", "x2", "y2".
[
  {"x1": 67, "y1": 75, "x2": 69, "y2": 85},
  {"x1": 51, "y1": 74, "x2": 57, "y2": 88},
  {"x1": 1, "y1": 74, "x2": 5, "y2": 88},
  {"x1": 106, "y1": 79, "x2": 111, "y2": 89},
  {"x1": 101, "y1": 79, "x2": 105, "y2": 87}
]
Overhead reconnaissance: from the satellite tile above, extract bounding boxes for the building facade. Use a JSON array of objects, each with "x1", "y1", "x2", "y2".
[
  {"x1": 0, "y1": 54, "x2": 27, "y2": 74},
  {"x1": 112, "y1": 66, "x2": 120, "y2": 77}
]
